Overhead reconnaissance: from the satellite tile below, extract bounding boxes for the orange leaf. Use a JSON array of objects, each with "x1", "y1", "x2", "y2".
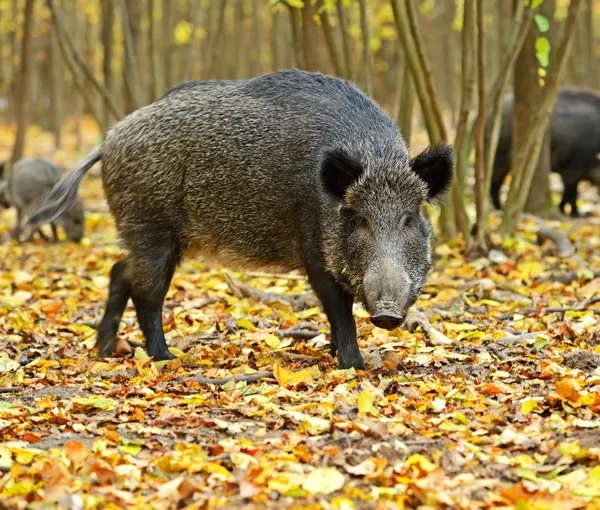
[
  {"x1": 22, "y1": 432, "x2": 42, "y2": 443},
  {"x1": 555, "y1": 377, "x2": 582, "y2": 405},
  {"x1": 65, "y1": 440, "x2": 89, "y2": 469},
  {"x1": 476, "y1": 383, "x2": 504, "y2": 396}
]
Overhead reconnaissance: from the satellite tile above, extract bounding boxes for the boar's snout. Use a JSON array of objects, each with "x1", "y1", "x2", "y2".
[
  {"x1": 370, "y1": 311, "x2": 404, "y2": 330},
  {"x1": 363, "y1": 258, "x2": 413, "y2": 330}
]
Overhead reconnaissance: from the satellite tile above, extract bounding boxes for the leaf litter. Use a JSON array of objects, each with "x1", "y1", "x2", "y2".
[{"x1": 1, "y1": 139, "x2": 600, "y2": 508}]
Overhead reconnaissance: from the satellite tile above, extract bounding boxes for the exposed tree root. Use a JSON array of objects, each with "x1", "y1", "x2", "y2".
[{"x1": 225, "y1": 272, "x2": 319, "y2": 311}]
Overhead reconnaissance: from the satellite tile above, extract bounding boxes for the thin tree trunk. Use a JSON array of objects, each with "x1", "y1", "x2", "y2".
[
  {"x1": 162, "y1": 0, "x2": 174, "y2": 88},
  {"x1": 451, "y1": 0, "x2": 476, "y2": 246},
  {"x1": 208, "y1": 0, "x2": 227, "y2": 78},
  {"x1": 320, "y1": 5, "x2": 344, "y2": 77},
  {"x1": 102, "y1": 0, "x2": 115, "y2": 127},
  {"x1": 252, "y1": 0, "x2": 263, "y2": 75},
  {"x1": 121, "y1": 0, "x2": 144, "y2": 110},
  {"x1": 235, "y1": 2, "x2": 246, "y2": 78},
  {"x1": 517, "y1": 0, "x2": 555, "y2": 216},
  {"x1": 390, "y1": 0, "x2": 447, "y2": 144},
  {"x1": 473, "y1": 0, "x2": 486, "y2": 247},
  {"x1": 49, "y1": 0, "x2": 104, "y2": 128},
  {"x1": 11, "y1": 0, "x2": 35, "y2": 165},
  {"x1": 48, "y1": 0, "x2": 123, "y2": 120},
  {"x1": 11, "y1": 0, "x2": 35, "y2": 163},
  {"x1": 337, "y1": 0, "x2": 354, "y2": 80},
  {"x1": 50, "y1": 27, "x2": 63, "y2": 148},
  {"x1": 390, "y1": 0, "x2": 453, "y2": 238},
  {"x1": 302, "y1": 0, "x2": 321, "y2": 71},
  {"x1": 358, "y1": 0, "x2": 372, "y2": 96},
  {"x1": 183, "y1": 0, "x2": 202, "y2": 81},
  {"x1": 500, "y1": 0, "x2": 584, "y2": 234},
  {"x1": 481, "y1": 2, "x2": 534, "y2": 225},
  {"x1": 148, "y1": 0, "x2": 161, "y2": 100},
  {"x1": 583, "y1": 0, "x2": 595, "y2": 88},
  {"x1": 288, "y1": 5, "x2": 303, "y2": 68}
]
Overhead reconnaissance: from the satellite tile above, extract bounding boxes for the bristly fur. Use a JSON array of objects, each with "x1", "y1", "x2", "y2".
[{"x1": 23, "y1": 69, "x2": 454, "y2": 369}]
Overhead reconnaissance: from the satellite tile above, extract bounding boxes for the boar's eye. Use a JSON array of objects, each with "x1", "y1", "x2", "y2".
[
  {"x1": 354, "y1": 215, "x2": 369, "y2": 230},
  {"x1": 341, "y1": 208, "x2": 369, "y2": 231},
  {"x1": 401, "y1": 214, "x2": 413, "y2": 231}
]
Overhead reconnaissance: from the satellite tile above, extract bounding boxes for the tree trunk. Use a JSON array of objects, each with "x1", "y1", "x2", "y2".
[
  {"x1": 207, "y1": 0, "x2": 227, "y2": 79},
  {"x1": 11, "y1": 0, "x2": 35, "y2": 165},
  {"x1": 122, "y1": 0, "x2": 144, "y2": 111},
  {"x1": 514, "y1": 0, "x2": 555, "y2": 216},
  {"x1": 102, "y1": 0, "x2": 115, "y2": 127},
  {"x1": 583, "y1": 0, "x2": 595, "y2": 88},
  {"x1": 302, "y1": 0, "x2": 322, "y2": 72},
  {"x1": 162, "y1": 0, "x2": 174, "y2": 88},
  {"x1": 252, "y1": 0, "x2": 263, "y2": 75},
  {"x1": 358, "y1": 0, "x2": 372, "y2": 96},
  {"x1": 336, "y1": 0, "x2": 354, "y2": 80},
  {"x1": 288, "y1": 5, "x2": 304, "y2": 69},
  {"x1": 50, "y1": 26, "x2": 63, "y2": 148},
  {"x1": 473, "y1": 0, "x2": 486, "y2": 247},
  {"x1": 320, "y1": 5, "x2": 344, "y2": 77},
  {"x1": 183, "y1": 0, "x2": 202, "y2": 81},
  {"x1": 500, "y1": 0, "x2": 584, "y2": 234}
]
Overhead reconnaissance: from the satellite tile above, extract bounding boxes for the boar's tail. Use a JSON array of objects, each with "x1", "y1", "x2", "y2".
[{"x1": 24, "y1": 147, "x2": 101, "y2": 229}]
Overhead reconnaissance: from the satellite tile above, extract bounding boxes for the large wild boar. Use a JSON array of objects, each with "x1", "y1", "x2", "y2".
[{"x1": 25, "y1": 70, "x2": 453, "y2": 370}]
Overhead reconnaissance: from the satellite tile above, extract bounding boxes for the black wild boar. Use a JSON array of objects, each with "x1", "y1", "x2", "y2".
[
  {"x1": 25, "y1": 70, "x2": 453, "y2": 369},
  {"x1": 491, "y1": 87, "x2": 600, "y2": 217}
]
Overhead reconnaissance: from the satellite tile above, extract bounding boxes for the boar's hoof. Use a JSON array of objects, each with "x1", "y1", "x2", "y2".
[
  {"x1": 338, "y1": 350, "x2": 366, "y2": 371},
  {"x1": 148, "y1": 346, "x2": 176, "y2": 361},
  {"x1": 370, "y1": 312, "x2": 404, "y2": 331}
]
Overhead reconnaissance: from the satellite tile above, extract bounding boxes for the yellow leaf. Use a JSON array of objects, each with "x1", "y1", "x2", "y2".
[
  {"x1": 517, "y1": 261, "x2": 543, "y2": 278},
  {"x1": 357, "y1": 390, "x2": 379, "y2": 417},
  {"x1": 296, "y1": 307, "x2": 321, "y2": 319},
  {"x1": 264, "y1": 334, "x2": 281, "y2": 349},
  {"x1": 405, "y1": 454, "x2": 436, "y2": 474},
  {"x1": 287, "y1": 0, "x2": 305, "y2": 7},
  {"x1": 302, "y1": 417, "x2": 330, "y2": 435},
  {"x1": 273, "y1": 365, "x2": 320, "y2": 386},
  {"x1": 353, "y1": 306, "x2": 370, "y2": 318},
  {"x1": 134, "y1": 347, "x2": 151, "y2": 362},
  {"x1": 590, "y1": 466, "x2": 600, "y2": 485},
  {"x1": 236, "y1": 319, "x2": 255, "y2": 330},
  {"x1": 521, "y1": 399, "x2": 538, "y2": 415},
  {"x1": 302, "y1": 467, "x2": 345, "y2": 495},
  {"x1": 168, "y1": 347, "x2": 185, "y2": 357}
]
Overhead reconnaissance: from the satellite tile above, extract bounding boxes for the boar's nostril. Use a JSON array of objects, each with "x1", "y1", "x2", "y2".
[{"x1": 370, "y1": 312, "x2": 404, "y2": 331}]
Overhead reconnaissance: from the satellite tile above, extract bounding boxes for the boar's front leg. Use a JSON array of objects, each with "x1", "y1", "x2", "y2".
[{"x1": 305, "y1": 262, "x2": 366, "y2": 370}]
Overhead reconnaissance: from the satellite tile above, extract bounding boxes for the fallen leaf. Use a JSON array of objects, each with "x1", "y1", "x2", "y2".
[{"x1": 302, "y1": 467, "x2": 345, "y2": 495}]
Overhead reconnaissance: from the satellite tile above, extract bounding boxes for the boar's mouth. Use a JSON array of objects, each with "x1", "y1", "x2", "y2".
[{"x1": 369, "y1": 300, "x2": 406, "y2": 331}]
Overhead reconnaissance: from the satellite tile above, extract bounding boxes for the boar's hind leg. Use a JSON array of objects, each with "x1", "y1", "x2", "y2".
[
  {"x1": 560, "y1": 180, "x2": 579, "y2": 217},
  {"x1": 127, "y1": 242, "x2": 180, "y2": 361},
  {"x1": 305, "y1": 263, "x2": 366, "y2": 370},
  {"x1": 97, "y1": 257, "x2": 131, "y2": 357}
]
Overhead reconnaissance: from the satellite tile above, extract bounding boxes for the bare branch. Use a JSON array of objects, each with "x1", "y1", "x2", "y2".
[{"x1": 48, "y1": 0, "x2": 123, "y2": 120}]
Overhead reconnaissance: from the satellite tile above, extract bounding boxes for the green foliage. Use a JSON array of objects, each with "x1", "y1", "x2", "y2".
[
  {"x1": 535, "y1": 36, "x2": 550, "y2": 68},
  {"x1": 534, "y1": 14, "x2": 549, "y2": 32},
  {"x1": 528, "y1": 0, "x2": 545, "y2": 8}
]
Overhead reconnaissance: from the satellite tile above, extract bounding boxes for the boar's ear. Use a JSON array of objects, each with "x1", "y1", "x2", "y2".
[
  {"x1": 410, "y1": 143, "x2": 454, "y2": 203},
  {"x1": 321, "y1": 149, "x2": 364, "y2": 200}
]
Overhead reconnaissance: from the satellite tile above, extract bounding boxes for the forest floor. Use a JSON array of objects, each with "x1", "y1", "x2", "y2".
[{"x1": 1, "y1": 122, "x2": 600, "y2": 509}]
